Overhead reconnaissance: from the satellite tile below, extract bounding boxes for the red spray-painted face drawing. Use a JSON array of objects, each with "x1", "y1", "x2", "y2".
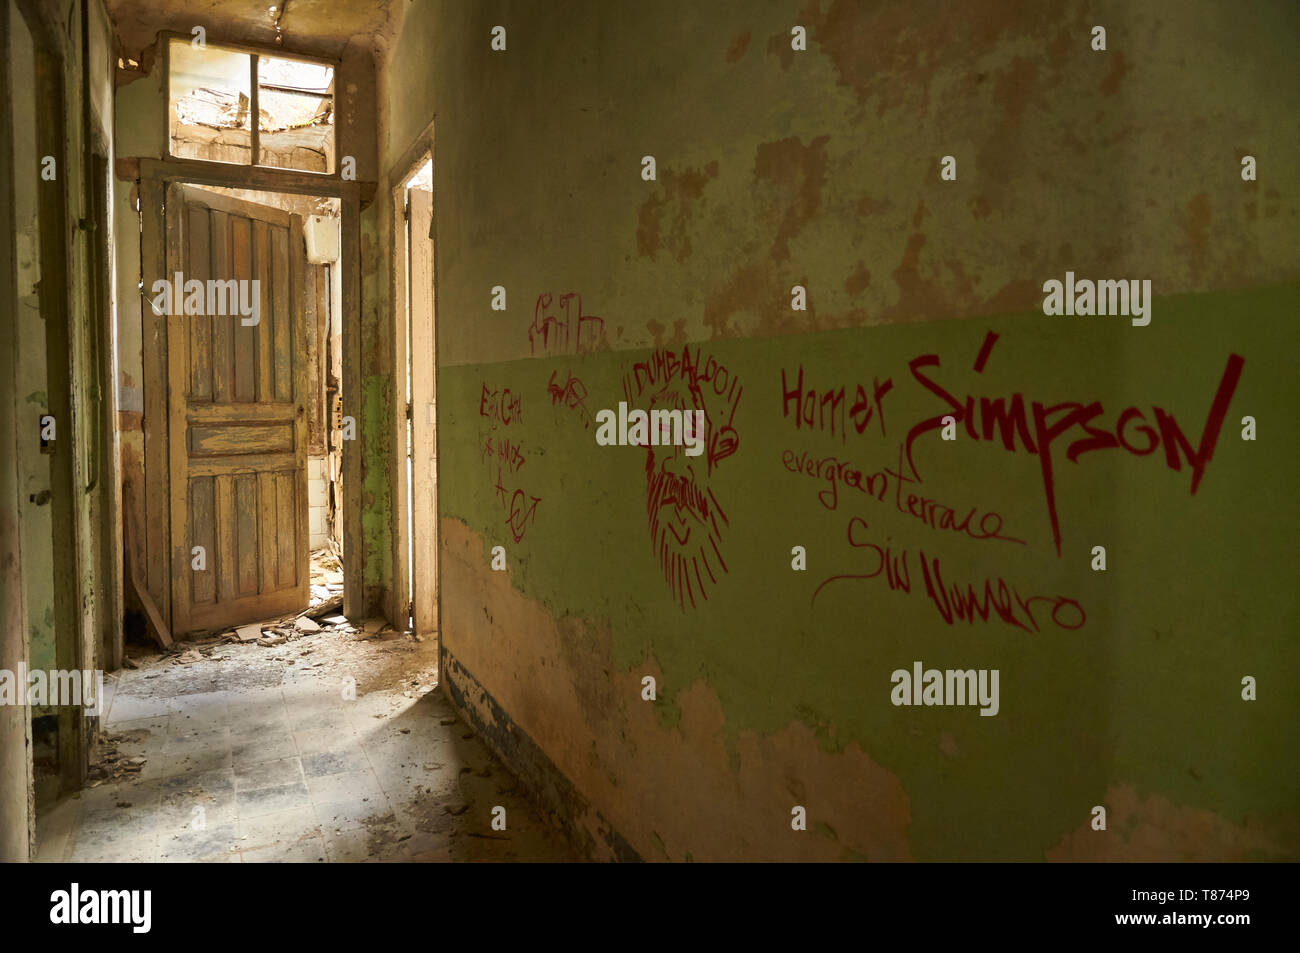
[{"x1": 641, "y1": 373, "x2": 738, "y2": 611}]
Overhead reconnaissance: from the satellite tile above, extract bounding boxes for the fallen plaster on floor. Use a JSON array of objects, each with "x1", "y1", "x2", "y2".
[{"x1": 35, "y1": 622, "x2": 577, "y2": 863}]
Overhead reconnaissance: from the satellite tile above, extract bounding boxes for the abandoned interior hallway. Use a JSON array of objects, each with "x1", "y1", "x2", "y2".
[
  {"x1": 3, "y1": 0, "x2": 589, "y2": 863},
  {"x1": 3, "y1": 0, "x2": 1297, "y2": 869}
]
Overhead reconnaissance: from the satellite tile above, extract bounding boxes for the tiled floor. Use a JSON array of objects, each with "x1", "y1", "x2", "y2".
[{"x1": 35, "y1": 634, "x2": 577, "y2": 863}]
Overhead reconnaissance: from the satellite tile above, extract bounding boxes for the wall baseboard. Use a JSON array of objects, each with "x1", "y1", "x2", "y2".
[{"x1": 440, "y1": 646, "x2": 641, "y2": 863}]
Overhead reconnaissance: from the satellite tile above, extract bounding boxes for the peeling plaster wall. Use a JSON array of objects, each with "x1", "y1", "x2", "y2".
[
  {"x1": 104, "y1": 0, "x2": 399, "y2": 64},
  {"x1": 9, "y1": 9, "x2": 57, "y2": 681},
  {"x1": 359, "y1": 199, "x2": 393, "y2": 611},
  {"x1": 114, "y1": 51, "x2": 165, "y2": 617},
  {"x1": 399, "y1": 0, "x2": 1298, "y2": 860},
  {"x1": 2, "y1": 0, "x2": 120, "y2": 827}
]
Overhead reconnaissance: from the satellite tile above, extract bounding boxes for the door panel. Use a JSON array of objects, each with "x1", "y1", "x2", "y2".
[
  {"x1": 408, "y1": 189, "x2": 437, "y2": 634},
  {"x1": 167, "y1": 184, "x2": 308, "y2": 634}
]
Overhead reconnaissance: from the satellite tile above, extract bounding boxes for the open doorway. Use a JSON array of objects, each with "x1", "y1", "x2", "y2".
[
  {"x1": 393, "y1": 155, "x2": 438, "y2": 638},
  {"x1": 138, "y1": 184, "x2": 345, "y2": 641},
  {"x1": 186, "y1": 185, "x2": 346, "y2": 625},
  {"x1": 70, "y1": 172, "x2": 454, "y2": 858}
]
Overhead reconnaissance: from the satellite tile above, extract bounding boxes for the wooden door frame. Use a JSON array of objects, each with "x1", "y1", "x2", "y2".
[
  {"x1": 1, "y1": 0, "x2": 36, "y2": 858},
  {"x1": 14, "y1": 0, "x2": 87, "y2": 795},
  {"x1": 88, "y1": 138, "x2": 124, "y2": 675},
  {"x1": 387, "y1": 121, "x2": 437, "y2": 633},
  {"x1": 138, "y1": 157, "x2": 366, "y2": 625}
]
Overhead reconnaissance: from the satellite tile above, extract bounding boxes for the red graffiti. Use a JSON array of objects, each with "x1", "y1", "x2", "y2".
[
  {"x1": 480, "y1": 377, "x2": 537, "y2": 540},
  {"x1": 811, "y1": 517, "x2": 1085, "y2": 632},
  {"x1": 493, "y1": 467, "x2": 540, "y2": 543},
  {"x1": 622, "y1": 344, "x2": 741, "y2": 472},
  {"x1": 899, "y1": 331, "x2": 1244, "y2": 556},
  {"x1": 622, "y1": 345, "x2": 742, "y2": 611},
  {"x1": 479, "y1": 383, "x2": 523, "y2": 430},
  {"x1": 547, "y1": 369, "x2": 593, "y2": 429},
  {"x1": 781, "y1": 443, "x2": 1025, "y2": 546},
  {"x1": 529, "y1": 293, "x2": 606, "y2": 356},
  {"x1": 781, "y1": 364, "x2": 893, "y2": 441},
  {"x1": 481, "y1": 434, "x2": 525, "y2": 474},
  {"x1": 781, "y1": 333, "x2": 1243, "y2": 556}
]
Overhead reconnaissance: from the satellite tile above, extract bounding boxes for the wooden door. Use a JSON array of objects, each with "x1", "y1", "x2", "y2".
[
  {"x1": 166, "y1": 184, "x2": 309, "y2": 634},
  {"x1": 408, "y1": 189, "x2": 438, "y2": 634}
]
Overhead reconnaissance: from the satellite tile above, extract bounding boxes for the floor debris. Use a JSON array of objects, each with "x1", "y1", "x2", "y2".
[
  {"x1": 42, "y1": 619, "x2": 575, "y2": 862},
  {"x1": 34, "y1": 546, "x2": 575, "y2": 862}
]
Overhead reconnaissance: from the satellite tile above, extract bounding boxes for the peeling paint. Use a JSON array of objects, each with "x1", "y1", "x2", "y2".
[
  {"x1": 725, "y1": 31, "x2": 750, "y2": 64},
  {"x1": 442, "y1": 518, "x2": 913, "y2": 861},
  {"x1": 1046, "y1": 784, "x2": 1298, "y2": 861},
  {"x1": 388, "y1": 0, "x2": 1300, "y2": 862},
  {"x1": 360, "y1": 374, "x2": 392, "y2": 592},
  {"x1": 752, "y1": 135, "x2": 829, "y2": 263},
  {"x1": 636, "y1": 162, "x2": 720, "y2": 263},
  {"x1": 436, "y1": 284, "x2": 1300, "y2": 860}
]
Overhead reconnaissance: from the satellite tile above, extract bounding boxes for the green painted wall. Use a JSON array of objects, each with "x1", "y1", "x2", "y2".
[
  {"x1": 382, "y1": 0, "x2": 1300, "y2": 859},
  {"x1": 441, "y1": 286, "x2": 1298, "y2": 859}
]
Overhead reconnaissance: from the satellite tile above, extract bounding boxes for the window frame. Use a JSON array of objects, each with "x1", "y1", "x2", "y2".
[{"x1": 161, "y1": 32, "x2": 341, "y2": 178}]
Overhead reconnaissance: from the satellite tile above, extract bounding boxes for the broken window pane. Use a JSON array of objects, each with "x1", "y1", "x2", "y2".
[
  {"x1": 257, "y1": 56, "x2": 335, "y2": 174},
  {"x1": 168, "y1": 39, "x2": 253, "y2": 165}
]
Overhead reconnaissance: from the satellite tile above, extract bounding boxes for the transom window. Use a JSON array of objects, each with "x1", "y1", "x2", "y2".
[{"x1": 167, "y1": 38, "x2": 336, "y2": 175}]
